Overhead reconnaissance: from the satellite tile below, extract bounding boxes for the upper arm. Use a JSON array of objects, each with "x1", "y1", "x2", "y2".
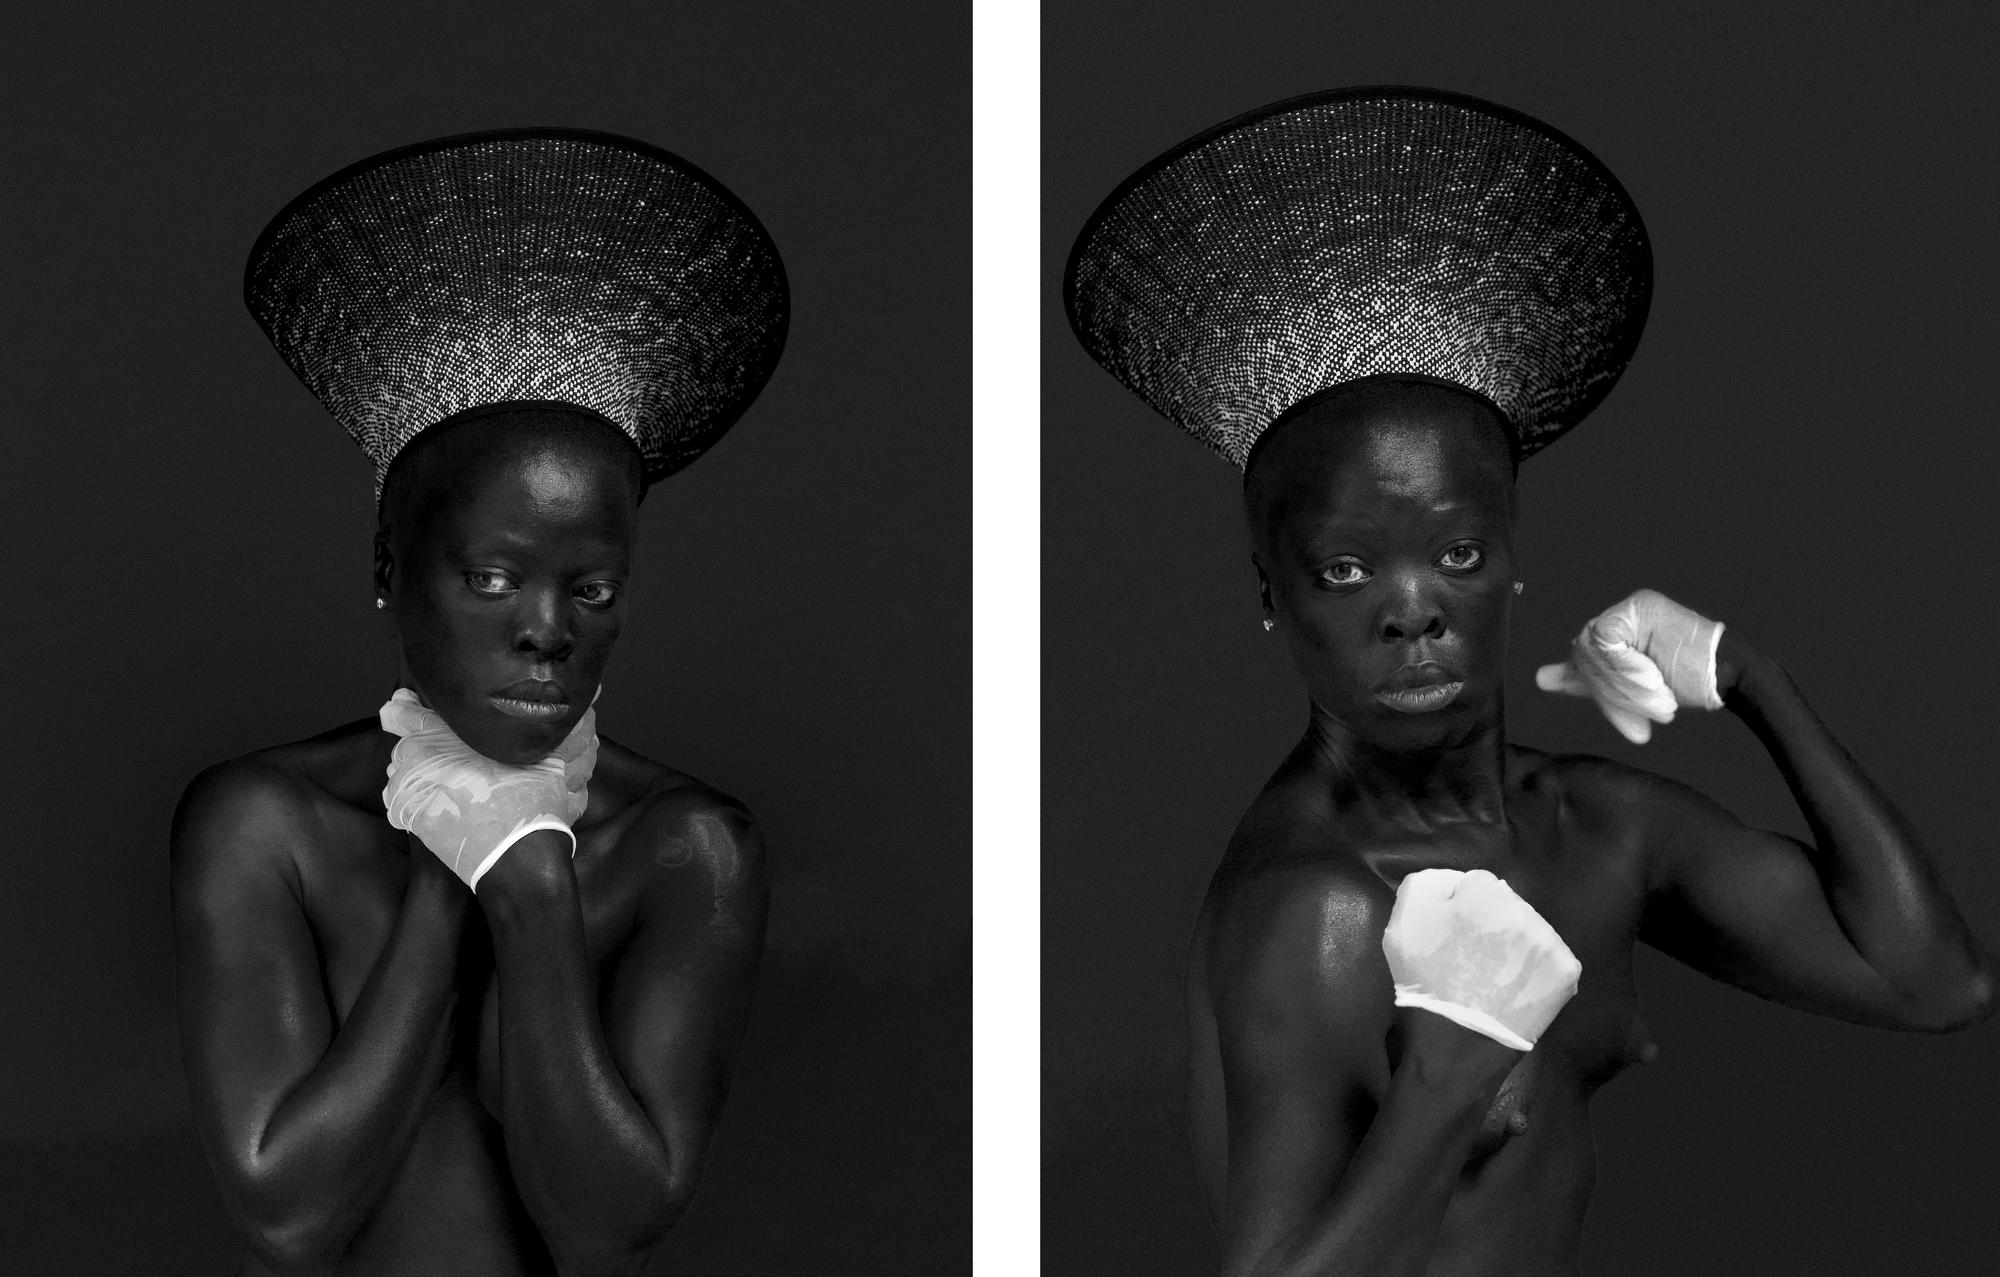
[
  {"x1": 170, "y1": 761, "x2": 335, "y2": 1201},
  {"x1": 1206, "y1": 865, "x2": 1394, "y2": 1272},
  {"x1": 1635, "y1": 769, "x2": 1899, "y2": 1023},
  {"x1": 599, "y1": 793, "x2": 768, "y2": 1201}
]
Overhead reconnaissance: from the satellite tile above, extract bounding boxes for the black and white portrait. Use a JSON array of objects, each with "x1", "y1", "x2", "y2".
[
  {"x1": 1043, "y1": 3, "x2": 2000, "y2": 1274},
  {"x1": 9, "y1": 2, "x2": 2000, "y2": 1275},
  {"x1": 4, "y1": 4, "x2": 967, "y2": 1273}
]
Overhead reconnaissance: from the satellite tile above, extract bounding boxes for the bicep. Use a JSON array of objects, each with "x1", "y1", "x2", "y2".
[
  {"x1": 171, "y1": 771, "x2": 333, "y2": 1180},
  {"x1": 600, "y1": 816, "x2": 767, "y2": 1171},
  {"x1": 1640, "y1": 777, "x2": 1896, "y2": 1021},
  {"x1": 1209, "y1": 886, "x2": 1393, "y2": 1270}
]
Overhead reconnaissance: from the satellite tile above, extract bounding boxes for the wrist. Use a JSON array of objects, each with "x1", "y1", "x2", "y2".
[
  {"x1": 475, "y1": 828, "x2": 577, "y2": 906},
  {"x1": 1398, "y1": 1010, "x2": 1520, "y2": 1102},
  {"x1": 1716, "y1": 632, "x2": 1785, "y2": 706},
  {"x1": 403, "y1": 856, "x2": 474, "y2": 927}
]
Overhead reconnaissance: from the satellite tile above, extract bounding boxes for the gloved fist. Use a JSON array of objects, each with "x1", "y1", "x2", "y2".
[
  {"x1": 1381, "y1": 868, "x2": 1582, "y2": 1053},
  {"x1": 1535, "y1": 589, "x2": 1725, "y2": 744},
  {"x1": 379, "y1": 688, "x2": 598, "y2": 890}
]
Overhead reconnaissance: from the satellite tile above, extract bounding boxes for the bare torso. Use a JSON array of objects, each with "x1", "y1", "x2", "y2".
[
  {"x1": 215, "y1": 719, "x2": 746, "y2": 1275},
  {"x1": 1188, "y1": 744, "x2": 1659, "y2": 1275}
]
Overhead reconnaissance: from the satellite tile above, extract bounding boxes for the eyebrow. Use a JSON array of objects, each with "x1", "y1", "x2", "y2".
[
  {"x1": 1291, "y1": 501, "x2": 1496, "y2": 548},
  {"x1": 449, "y1": 532, "x2": 629, "y2": 561}
]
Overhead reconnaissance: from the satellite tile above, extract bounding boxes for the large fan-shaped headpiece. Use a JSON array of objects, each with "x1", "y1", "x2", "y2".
[
  {"x1": 1065, "y1": 87, "x2": 1651, "y2": 467},
  {"x1": 246, "y1": 127, "x2": 788, "y2": 496}
]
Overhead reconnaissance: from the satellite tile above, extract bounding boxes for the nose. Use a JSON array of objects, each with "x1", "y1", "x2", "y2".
[
  {"x1": 512, "y1": 586, "x2": 575, "y2": 661},
  {"x1": 1377, "y1": 576, "x2": 1447, "y2": 643}
]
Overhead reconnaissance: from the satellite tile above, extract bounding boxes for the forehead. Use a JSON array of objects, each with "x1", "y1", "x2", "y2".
[
  {"x1": 1246, "y1": 388, "x2": 1514, "y2": 539},
  {"x1": 460, "y1": 443, "x2": 629, "y2": 516},
  {"x1": 405, "y1": 433, "x2": 640, "y2": 552}
]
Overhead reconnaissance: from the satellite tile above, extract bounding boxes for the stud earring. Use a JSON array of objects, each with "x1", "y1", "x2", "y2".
[
  {"x1": 1262, "y1": 617, "x2": 1275, "y2": 632},
  {"x1": 1513, "y1": 581, "x2": 1525, "y2": 596}
]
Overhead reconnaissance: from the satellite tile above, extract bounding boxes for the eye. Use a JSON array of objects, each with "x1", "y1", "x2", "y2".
[
  {"x1": 1317, "y1": 559, "x2": 1372, "y2": 589},
  {"x1": 1439, "y1": 544, "x2": 1485, "y2": 572},
  {"x1": 464, "y1": 569, "x2": 518, "y2": 597},
  {"x1": 574, "y1": 580, "x2": 621, "y2": 609}
]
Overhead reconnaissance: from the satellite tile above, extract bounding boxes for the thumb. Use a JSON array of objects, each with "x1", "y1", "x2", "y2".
[{"x1": 1536, "y1": 661, "x2": 1591, "y2": 696}]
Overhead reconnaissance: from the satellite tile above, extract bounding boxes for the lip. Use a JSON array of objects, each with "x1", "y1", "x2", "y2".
[
  {"x1": 1375, "y1": 682, "x2": 1466, "y2": 714},
  {"x1": 1377, "y1": 661, "x2": 1460, "y2": 693},
  {"x1": 489, "y1": 694, "x2": 572, "y2": 722},
  {"x1": 495, "y1": 676, "x2": 567, "y2": 703}
]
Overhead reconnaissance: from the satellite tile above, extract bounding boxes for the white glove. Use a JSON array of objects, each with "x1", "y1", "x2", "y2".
[
  {"x1": 1381, "y1": 868, "x2": 1582, "y2": 1052},
  {"x1": 379, "y1": 688, "x2": 598, "y2": 890},
  {"x1": 1535, "y1": 589, "x2": 1725, "y2": 744}
]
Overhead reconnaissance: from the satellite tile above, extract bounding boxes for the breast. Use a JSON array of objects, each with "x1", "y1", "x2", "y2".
[{"x1": 1504, "y1": 860, "x2": 1657, "y2": 1095}]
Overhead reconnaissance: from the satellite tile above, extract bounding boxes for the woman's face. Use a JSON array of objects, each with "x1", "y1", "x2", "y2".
[
  {"x1": 383, "y1": 423, "x2": 640, "y2": 765},
  {"x1": 1245, "y1": 384, "x2": 1517, "y2": 755}
]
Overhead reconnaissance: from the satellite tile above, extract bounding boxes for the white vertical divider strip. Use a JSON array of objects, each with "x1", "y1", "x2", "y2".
[{"x1": 972, "y1": 0, "x2": 1040, "y2": 1272}]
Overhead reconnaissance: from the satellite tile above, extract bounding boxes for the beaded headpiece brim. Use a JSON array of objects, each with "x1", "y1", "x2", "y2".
[
  {"x1": 1064, "y1": 87, "x2": 1652, "y2": 468},
  {"x1": 245, "y1": 127, "x2": 789, "y2": 498}
]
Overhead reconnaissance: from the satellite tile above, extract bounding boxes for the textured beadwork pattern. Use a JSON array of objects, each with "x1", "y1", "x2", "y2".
[
  {"x1": 246, "y1": 129, "x2": 788, "y2": 495},
  {"x1": 1065, "y1": 89, "x2": 1651, "y2": 468}
]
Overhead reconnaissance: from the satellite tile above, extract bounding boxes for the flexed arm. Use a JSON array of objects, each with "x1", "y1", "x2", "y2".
[
  {"x1": 1543, "y1": 591, "x2": 1992, "y2": 1029},
  {"x1": 171, "y1": 761, "x2": 469, "y2": 1271}
]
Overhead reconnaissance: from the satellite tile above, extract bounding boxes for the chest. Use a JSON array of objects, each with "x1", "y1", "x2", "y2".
[
  {"x1": 1372, "y1": 809, "x2": 1656, "y2": 1095},
  {"x1": 302, "y1": 822, "x2": 641, "y2": 1117}
]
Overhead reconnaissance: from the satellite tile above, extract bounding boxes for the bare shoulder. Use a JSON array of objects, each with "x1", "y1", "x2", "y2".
[
  {"x1": 171, "y1": 718, "x2": 383, "y2": 880},
  {"x1": 170, "y1": 748, "x2": 324, "y2": 890},
  {"x1": 1201, "y1": 781, "x2": 1395, "y2": 1044},
  {"x1": 592, "y1": 739, "x2": 767, "y2": 924},
  {"x1": 1509, "y1": 742, "x2": 1660, "y2": 810},
  {"x1": 1509, "y1": 742, "x2": 1713, "y2": 861},
  {"x1": 640, "y1": 772, "x2": 766, "y2": 896}
]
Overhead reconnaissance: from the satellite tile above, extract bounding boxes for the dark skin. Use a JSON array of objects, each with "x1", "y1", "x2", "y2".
[
  {"x1": 172, "y1": 410, "x2": 766, "y2": 1276},
  {"x1": 1185, "y1": 380, "x2": 1993, "y2": 1276}
]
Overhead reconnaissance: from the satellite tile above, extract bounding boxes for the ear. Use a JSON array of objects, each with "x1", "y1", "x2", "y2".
[
  {"x1": 373, "y1": 528, "x2": 394, "y2": 603},
  {"x1": 1251, "y1": 552, "x2": 1274, "y2": 617}
]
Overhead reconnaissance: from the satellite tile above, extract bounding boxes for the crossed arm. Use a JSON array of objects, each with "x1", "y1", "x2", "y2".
[
  {"x1": 479, "y1": 807, "x2": 766, "y2": 1273},
  {"x1": 173, "y1": 761, "x2": 465, "y2": 1269},
  {"x1": 171, "y1": 762, "x2": 766, "y2": 1275},
  {"x1": 1204, "y1": 865, "x2": 1523, "y2": 1277}
]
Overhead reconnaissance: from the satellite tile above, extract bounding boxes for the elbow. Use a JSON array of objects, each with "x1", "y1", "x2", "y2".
[
  {"x1": 227, "y1": 1170, "x2": 358, "y2": 1272},
  {"x1": 552, "y1": 1234, "x2": 667, "y2": 1277},
  {"x1": 243, "y1": 1213, "x2": 355, "y2": 1273},
  {"x1": 1943, "y1": 964, "x2": 1997, "y2": 1031},
  {"x1": 629, "y1": 1157, "x2": 701, "y2": 1245},
  {"x1": 549, "y1": 1185, "x2": 691, "y2": 1277},
  {"x1": 1901, "y1": 962, "x2": 1996, "y2": 1033},
  {"x1": 659, "y1": 1166, "x2": 699, "y2": 1230}
]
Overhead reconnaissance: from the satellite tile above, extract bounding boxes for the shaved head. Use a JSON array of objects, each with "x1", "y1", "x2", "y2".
[
  {"x1": 379, "y1": 405, "x2": 645, "y2": 544},
  {"x1": 1244, "y1": 378, "x2": 1515, "y2": 553}
]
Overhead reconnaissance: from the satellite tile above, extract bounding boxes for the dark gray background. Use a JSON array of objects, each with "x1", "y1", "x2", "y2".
[
  {"x1": 2, "y1": 3, "x2": 966, "y2": 1272},
  {"x1": 1045, "y1": 2, "x2": 2000, "y2": 1273}
]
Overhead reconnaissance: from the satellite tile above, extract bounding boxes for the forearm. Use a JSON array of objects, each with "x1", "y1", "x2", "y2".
[
  {"x1": 481, "y1": 844, "x2": 676, "y2": 1274},
  {"x1": 1726, "y1": 636, "x2": 1990, "y2": 1018},
  {"x1": 245, "y1": 871, "x2": 467, "y2": 1258},
  {"x1": 1233, "y1": 1048, "x2": 1507, "y2": 1277}
]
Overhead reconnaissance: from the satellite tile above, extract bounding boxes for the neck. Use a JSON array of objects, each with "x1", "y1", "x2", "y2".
[{"x1": 1303, "y1": 698, "x2": 1511, "y2": 829}]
